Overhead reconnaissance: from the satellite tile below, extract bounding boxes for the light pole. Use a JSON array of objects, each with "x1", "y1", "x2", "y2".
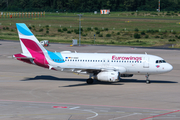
[
  {"x1": 77, "y1": 14, "x2": 82, "y2": 46},
  {"x1": 94, "y1": 34, "x2": 95, "y2": 44},
  {"x1": 158, "y1": 0, "x2": 160, "y2": 12}
]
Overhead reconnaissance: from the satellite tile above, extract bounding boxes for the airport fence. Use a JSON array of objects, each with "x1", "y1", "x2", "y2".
[{"x1": 0, "y1": 11, "x2": 45, "y2": 19}]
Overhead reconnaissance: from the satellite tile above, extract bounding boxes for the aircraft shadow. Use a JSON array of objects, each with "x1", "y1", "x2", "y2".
[
  {"x1": 21, "y1": 75, "x2": 123, "y2": 87},
  {"x1": 21, "y1": 75, "x2": 177, "y2": 87},
  {"x1": 21, "y1": 75, "x2": 87, "y2": 82},
  {"x1": 120, "y1": 79, "x2": 177, "y2": 83}
]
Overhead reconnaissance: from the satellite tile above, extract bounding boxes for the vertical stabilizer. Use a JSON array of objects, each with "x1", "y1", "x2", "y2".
[
  {"x1": 16, "y1": 23, "x2": 46, "y2": 56},
  {"x1": 16, "y1": 23, "x2": 49, "y2": 68}
]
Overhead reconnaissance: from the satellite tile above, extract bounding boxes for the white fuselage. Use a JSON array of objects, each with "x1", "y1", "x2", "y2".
[{"x1": 46, "y1": 52, "x2": 173, "y2": 75}]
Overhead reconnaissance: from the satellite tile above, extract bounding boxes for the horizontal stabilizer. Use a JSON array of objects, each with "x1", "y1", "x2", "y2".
[
  {"x1": 13, "y1": 57, "x2": 34, "y2": 60},
  {"x1": 13, "y1": 54, "x2": 34, "y2": 60}
]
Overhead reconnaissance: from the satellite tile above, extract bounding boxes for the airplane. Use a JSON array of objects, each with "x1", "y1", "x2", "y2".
[{"x1": 13, "y1": 23, "x2": 173, "y2": 84}]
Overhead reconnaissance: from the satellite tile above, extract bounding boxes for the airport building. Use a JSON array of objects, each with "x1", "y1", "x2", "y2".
[{"x1": 100, "y1": 9, "x2": 110, "y2": 14}]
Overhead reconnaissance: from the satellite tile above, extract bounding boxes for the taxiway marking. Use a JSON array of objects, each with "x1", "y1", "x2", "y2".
[
  {"x1": 84, "y1": 110, "x2": 98, "y2": 119},
  {"x1": 0, "y1": 99, "x2": 176, "y2": 111},
  {"x1": 140, "y1": 110, "x2": 180, "y2": 120},
  {"x1": 109, "y1": 113, "x2": 142, "y2": 120},
  {"x1": 69, "y1": 106, "x2": 80, "y2": 110}
]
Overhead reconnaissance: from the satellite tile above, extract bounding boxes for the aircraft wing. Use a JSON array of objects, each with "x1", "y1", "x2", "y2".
[{"x1": 58, "y1": 66, "x2": 123, "y2": 74}]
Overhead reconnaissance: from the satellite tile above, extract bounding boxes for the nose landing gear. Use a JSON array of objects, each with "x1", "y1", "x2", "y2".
[{"x1": 145, "y1": 74, "x2": 150, "y2": 84}]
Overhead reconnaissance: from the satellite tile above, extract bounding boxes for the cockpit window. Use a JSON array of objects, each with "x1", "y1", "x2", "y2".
[
  {"x1": 162, "y1": 60, "x2": 166, "y2": 63},
  {"x1": 156, "y1": 60, "x2": 166, "y2": 63}
]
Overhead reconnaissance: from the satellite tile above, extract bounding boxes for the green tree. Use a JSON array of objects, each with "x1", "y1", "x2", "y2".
[{"x1": 1, "y1": 0, "x2": 180, "y2": 12}]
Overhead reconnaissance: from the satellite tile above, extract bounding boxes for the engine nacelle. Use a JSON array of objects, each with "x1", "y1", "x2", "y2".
[
  {"x1": 96, "y1": 71, "x2": 119, "y2": 82},
  {"x1": 120, "y1": 74, "x2": 133, "y2": 77}
]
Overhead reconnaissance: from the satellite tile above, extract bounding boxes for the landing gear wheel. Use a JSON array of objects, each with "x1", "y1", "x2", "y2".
[
  {"x1": 145, "y1": 74, "x2": 150, "y2": 84},
  {"x1": 86, "y1": 78, "x2": 94, "y2": 84},
  {"x1": 146, "y1": 80, "x2": 151, "y2": 84}
]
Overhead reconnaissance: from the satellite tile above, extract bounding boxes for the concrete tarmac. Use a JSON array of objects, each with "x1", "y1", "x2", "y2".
[{"x1": 0, "y1": 40, "x2": 180, "y2": 120}]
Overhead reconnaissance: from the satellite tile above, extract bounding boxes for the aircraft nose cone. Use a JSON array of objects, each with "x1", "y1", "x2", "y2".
[{"x1": 167, "y1": 64, "x2": 173, "y2": 72}]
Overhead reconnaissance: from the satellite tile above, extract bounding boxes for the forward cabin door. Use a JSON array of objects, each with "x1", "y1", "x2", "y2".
[{"x1": 143, "y1": 57, "x2": 149, "y2": 68}]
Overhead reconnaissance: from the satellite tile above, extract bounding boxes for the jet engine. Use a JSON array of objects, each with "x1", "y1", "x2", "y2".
[{"x1": 96, "y1": 71, "x2": 119, "y2": 82}]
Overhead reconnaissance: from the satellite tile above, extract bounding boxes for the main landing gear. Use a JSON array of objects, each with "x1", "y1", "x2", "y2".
[
  {"x1": 86, "y1": 74, "x2": 94, "y2": 84},
  {"x1": 145, "y1": 74, "x2": 150, "y2": 84},
  {"x1": 86, "y1": 78, "x2": 94, "y2": 84}
]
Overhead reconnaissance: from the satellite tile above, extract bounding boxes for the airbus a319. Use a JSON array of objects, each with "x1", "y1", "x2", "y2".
[{"x1": 13, "y1": 23, "x2": 173, "y2": 84}]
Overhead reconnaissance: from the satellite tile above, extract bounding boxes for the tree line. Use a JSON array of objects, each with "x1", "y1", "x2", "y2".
[{"x1": 0, "y1": 0, "x2": 180, "y2": 12}]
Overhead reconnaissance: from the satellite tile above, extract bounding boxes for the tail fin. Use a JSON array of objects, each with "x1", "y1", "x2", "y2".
[
  {"x1": 14, "y1": 23, "x2": 49, "y2": 68},
  {"x1": 16, "y1": 23, "x2": 46, "y2": 57}
]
